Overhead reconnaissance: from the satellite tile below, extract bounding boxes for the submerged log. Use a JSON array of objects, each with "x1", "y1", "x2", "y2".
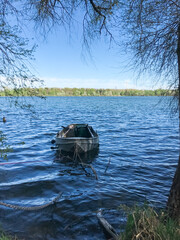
[{"x1": 97, "y1": 209, "x2": 118, "y2": 240}]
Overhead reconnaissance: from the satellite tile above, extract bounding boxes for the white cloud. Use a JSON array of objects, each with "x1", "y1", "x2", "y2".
[{"x1": 42, "y1": 77, "x2": 154, "y2": 89}]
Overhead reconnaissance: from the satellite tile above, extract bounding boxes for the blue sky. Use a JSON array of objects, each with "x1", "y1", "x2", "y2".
[{"x1": 31, "y1": 24, "x2": 162, "y2": 90}]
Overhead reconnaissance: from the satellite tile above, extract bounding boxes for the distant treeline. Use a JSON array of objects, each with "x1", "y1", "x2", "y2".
[{"x1": 0, "y1": 87, "x2": 174, "y2": 97}]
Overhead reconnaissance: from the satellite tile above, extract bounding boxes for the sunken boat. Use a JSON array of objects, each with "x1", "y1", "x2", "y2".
[{"x1": 56, "y1": 124, "x2": 99, "y2": 153}]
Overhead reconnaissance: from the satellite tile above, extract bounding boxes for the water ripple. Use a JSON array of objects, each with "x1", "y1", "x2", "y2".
[{"x1": 0, "y1": 96, "x2": 178, "y2": 240}]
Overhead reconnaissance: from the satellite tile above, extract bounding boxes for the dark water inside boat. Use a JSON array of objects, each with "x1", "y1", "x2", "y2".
[{"x1": 0, "y1": 96, "x2": 179, "y2": 240}]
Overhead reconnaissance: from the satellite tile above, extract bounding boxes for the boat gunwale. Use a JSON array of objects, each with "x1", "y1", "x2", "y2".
[{"x1": 56, "y1": 136, "x2": 98, "y2": 140}]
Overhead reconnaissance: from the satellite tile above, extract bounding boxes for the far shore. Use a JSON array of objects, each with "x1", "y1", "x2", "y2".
[{"x1": 0, "y1": 87, "x2": 173, "y2": 97}]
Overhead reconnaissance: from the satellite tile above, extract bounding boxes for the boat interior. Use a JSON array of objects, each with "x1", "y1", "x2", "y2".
[{"x1": 58, "y1": 124, "x2": 98, "y2": 138}]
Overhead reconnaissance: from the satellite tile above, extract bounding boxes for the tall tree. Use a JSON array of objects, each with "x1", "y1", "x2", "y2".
[
  {"x1": 119, "y1": 0, "x2": 180, "y2": 220},
  {"x1": 0, "y1": 0, "x2": 41, "y2": 93}
]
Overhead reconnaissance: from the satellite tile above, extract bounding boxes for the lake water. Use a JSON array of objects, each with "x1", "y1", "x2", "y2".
[{"x1": 0, "y1": 96, "x2": 179, "y2": 240}]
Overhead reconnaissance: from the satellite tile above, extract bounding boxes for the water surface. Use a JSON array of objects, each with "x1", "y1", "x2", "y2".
[{"x1": 0, "y1": 96, "x2": 179, "y2": 239}]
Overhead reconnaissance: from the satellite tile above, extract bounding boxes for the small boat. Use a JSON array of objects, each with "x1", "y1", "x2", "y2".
[{"x1": 56, "y1": 124, "x2": 99, "y2": 153}]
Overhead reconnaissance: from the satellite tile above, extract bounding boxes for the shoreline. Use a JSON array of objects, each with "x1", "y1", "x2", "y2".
[{"x1": 0, "y1": 87, "x2": 173, "y2": 97}]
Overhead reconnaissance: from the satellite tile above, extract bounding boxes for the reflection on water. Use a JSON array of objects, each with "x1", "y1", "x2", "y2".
[
  {"x1": 54, "y1": 147, "x2": 99, "y2": 163},
  {"x1": 0, "y1": 96, "x2": 179, "y2": 240},
  {"x1": 54, "y1": 148, "x2": 99, "y2": 180}
]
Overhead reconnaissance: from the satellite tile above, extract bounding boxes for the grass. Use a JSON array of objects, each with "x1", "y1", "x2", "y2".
[
  {"x1": 0, "y1": 233, "x2": 18, "y2": 240},
  {"x1": 0, "y1": 232, "x2": 11, "y2": 240},
  {"x1": 0, "y1": 228, "x2": 17, "y2": 240},
  {"x1": 119, "y1": 206, "x2": 180, "y2": 240},
  {"x1": 0, "y1": 234, "x2": 11, "y2": 240}
]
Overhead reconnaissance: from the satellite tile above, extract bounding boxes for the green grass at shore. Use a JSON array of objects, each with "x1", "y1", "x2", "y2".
[
  {"x1": 0, "y1": 231, "x2": 16, "y2": 240},
  {"x1": 0, "y1": 226, "x2": 17, "y2": 240},
  {"x1": 0, "y1": 87, "x2": 173, "y2": 97},
  {"x1": 0, "y1": 234, "x2": 11, "y2": 240},
  {"x1": 119, "y1": 206, "x2": 180, "y2": 240}
]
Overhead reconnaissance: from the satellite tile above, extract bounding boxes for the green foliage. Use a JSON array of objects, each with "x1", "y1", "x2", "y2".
[
  {"x1": 0, "y1": 232, "x2": 17, "y2": 240},
  {"x1": 0, "y1": 87, "x2": 173, "y2": 97},
  {"x1": 119, "y1": 206, "x2": 180, "y2": 240},
  {"x1": 0, "y1": 234, "x2": 11, "y2": 240},
  {"x1": 0, "y1": 226, "x2": 16, "y2": 240}
]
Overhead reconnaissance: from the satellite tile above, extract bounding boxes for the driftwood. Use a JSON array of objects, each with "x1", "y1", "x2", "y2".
[
  {"x1": 56, "y1": 148, "x2": 98, "y2": 180},
  {"x1": 76, "y1": 151, "x2": 98, "y2": 180},
  {"x1": 104, "y1": 157, "x2": 111, "y2": 173},
  {"x1": 80, "y1": 162, "x2": 98, "y2": 180},
  {"x1": 97, "y1": 209, "x2": 118, "y2": 240}
]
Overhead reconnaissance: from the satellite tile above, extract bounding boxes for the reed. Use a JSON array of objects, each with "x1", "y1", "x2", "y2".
[
  {"x1": 0, "y1": 232, "x2": 14, "y2": 240},
  {"x1": 119, "y1": 206, "x2": 180, "y2": 240},
  {"x1": 0, "y1": 227, "x2": 17, "y2": 240},
  {"x1": 0, "y1": 234, "x2": 11, "y2": 240}
]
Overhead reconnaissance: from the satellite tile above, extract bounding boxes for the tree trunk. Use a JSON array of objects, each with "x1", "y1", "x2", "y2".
[
  {"x1": 167, "y1": 156, "x2": 180, "y2": 220},
  {"x1": 166, "y1": 25, "x2": 180, "y2": 221}
]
